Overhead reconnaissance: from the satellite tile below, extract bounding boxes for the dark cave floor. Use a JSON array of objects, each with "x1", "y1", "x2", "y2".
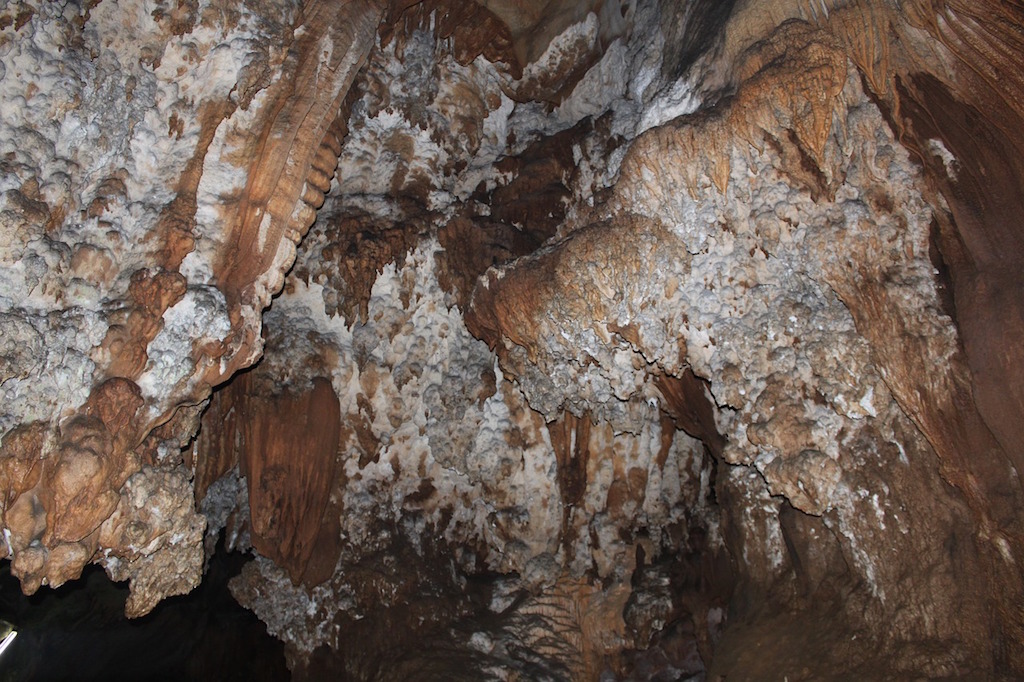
[{"x1": 0, "y1": 543, "x2": 288, "y2": 682}]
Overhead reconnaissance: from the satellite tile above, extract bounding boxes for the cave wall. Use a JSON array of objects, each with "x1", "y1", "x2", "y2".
[
  {"x1": 0, "y1": 0, "x2": 385, "y2": 614},
  {"x1": 1, "y1": 0, "x2": 1023, "y2": 678}
]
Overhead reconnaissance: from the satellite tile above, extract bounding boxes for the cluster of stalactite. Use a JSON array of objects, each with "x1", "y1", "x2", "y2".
[{"x1": 1, "y1": 0, "x2": 1023, "y2": 678}]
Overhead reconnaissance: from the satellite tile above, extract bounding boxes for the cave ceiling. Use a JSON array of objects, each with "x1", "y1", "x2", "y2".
[{"x1": 1, "y1": 0, "x2": 1023, "y2": 678}]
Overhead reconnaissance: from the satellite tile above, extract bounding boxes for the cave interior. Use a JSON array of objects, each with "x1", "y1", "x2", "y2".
[{"x1": 1, "y1": 0, "x2": 1024, "y2": 680}]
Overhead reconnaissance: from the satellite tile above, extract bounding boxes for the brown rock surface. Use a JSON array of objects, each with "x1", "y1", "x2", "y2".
[
  {"x1": 0, "y1": 0, "x2": 381, "y2": 615},
  {"x1": 227, "y1": 372, "x2": 341, "y2": 584},
  {"x1": 2, "y1": 0, "x2": 1024, "y2": 678}
]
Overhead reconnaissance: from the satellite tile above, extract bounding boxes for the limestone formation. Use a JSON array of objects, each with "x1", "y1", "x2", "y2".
[{"x1": 2, "y1": 0, "x2": 1023, "y2": 678}]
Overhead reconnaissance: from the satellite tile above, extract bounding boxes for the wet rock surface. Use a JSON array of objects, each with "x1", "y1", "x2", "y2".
[{"x1": 2, "y1": 0, "x2": 1024, "y2": 679}]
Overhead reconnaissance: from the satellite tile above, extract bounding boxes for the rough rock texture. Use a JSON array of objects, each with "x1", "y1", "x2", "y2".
[
  {"x1": 3, "y1": 0, "x2": 1024, "y2": 679},
  {"x1": 219, "y1": 242, "x2": 717, "y2": 676},
  {"x1": 0, "y1": 0, "x2": 381, "y2": 613},
  {"x1": 469, "y1": 21, "x2": 1008, "y2": 675}
]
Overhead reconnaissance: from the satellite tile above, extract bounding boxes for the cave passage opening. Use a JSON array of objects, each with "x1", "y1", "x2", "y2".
[{"x1": 0, "y1": 536, "x2": 288, "y2": 682}]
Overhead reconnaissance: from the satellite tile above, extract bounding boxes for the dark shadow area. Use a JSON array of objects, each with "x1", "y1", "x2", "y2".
[{"x1": 0, "y1": 540, "x2": 288, "y2": 682}]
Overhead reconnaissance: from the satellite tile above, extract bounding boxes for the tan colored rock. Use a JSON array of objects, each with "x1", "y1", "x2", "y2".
[
  {"x1": 462, "y1": 15, "x2": 1018, "y2": 676},
  {"x1": 99, "y1": 467, "x2": 206, "y2": 617},
  {"x1": 0, "y1": 0, "x2": 382, "y2": 615},
  {"x1": 1, "y1": 0, "x2": 1024, "y2": 677},
  {"x1": 0, "y1": 423, "x2": 46, "y2": 524},
  {"x1": 49, "y1": 416, "x2": 119, "y2": 544}
]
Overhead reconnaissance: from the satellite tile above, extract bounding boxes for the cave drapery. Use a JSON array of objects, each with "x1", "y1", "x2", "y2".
[{"x1": 1, "y1": 0, "x2": 1024, "y2": 678}]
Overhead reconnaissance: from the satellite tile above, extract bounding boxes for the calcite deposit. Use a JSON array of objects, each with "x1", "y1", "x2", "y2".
[{"x1": 2, "y1": 0, "x2": 1024, "y2": 679}]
